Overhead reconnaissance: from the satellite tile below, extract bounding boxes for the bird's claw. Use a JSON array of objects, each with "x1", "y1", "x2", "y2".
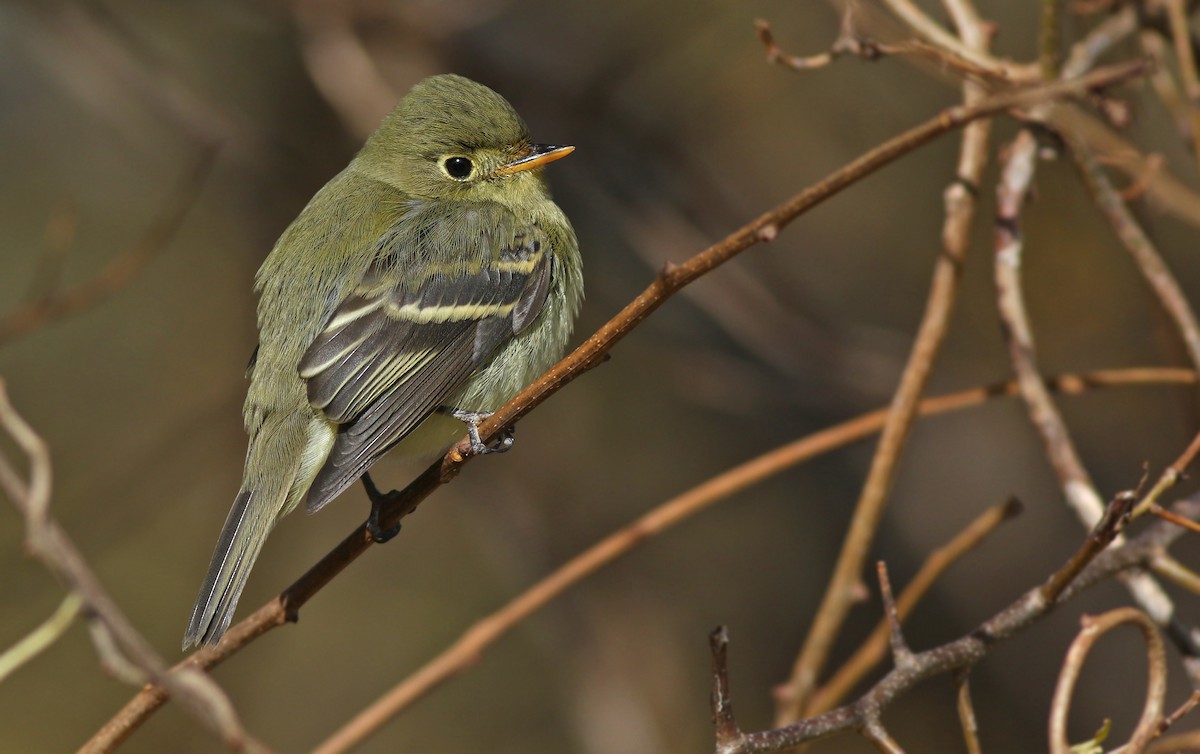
[
  {"x1": 361, "y1": 472, "x2": 402, "y2": 543},
  {"x1": 448, "y1": 409, "x2": 516, "y2": 455}
]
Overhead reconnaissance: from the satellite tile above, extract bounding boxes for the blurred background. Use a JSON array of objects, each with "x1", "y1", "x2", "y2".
[{"x1": 2, "y1": 0, "x2": 1200, "y2": 751}]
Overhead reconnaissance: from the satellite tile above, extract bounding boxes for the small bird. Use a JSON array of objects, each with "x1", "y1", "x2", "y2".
[{"x1": 184, "y1": 74, "x2": 582, "y2": 648}]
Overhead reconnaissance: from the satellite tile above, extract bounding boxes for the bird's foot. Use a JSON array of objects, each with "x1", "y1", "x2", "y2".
[
  {"x1": 443, "y1": 408, "x2": 515, "y2": 455},
  {"x1": 361, "y1": 472, "x2": 402, "y2": 543}
]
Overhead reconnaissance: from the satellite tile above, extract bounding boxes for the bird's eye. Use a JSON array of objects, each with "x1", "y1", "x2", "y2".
[{"x1": 443, "y1": 156, "x2": 474, "y2": 180}]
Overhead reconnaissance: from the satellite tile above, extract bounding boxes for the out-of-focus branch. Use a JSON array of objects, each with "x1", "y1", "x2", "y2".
[
  {"x1": 1040, "y1": 0, "x2": 1062, "y2": 79},
  {"x1": 774, "y1": 4, "x2": 995, "y2": 721},
  {"x1": 1048, "y1": 608, "x2": 1166, "y2": 754},
  {"x1": 1164, "y1": 0, "x2": 1200, "y2": 176},
  {"x1": 293, "y1": 0, "x2": 399, "y2": 140},
  {"x1": 0, "y1": 593, "x2": 83, "y2": 684},
  {"x1": 0, "y1": 147, "x2": 216, "y2": 345},
  {"x1": 707, "y1": 499, "x2": 1197, "y2": 753},
  {"x1": 0, "y1": 382, "x2": 270, "y2": 753},
  {"x1": 1069, "y1": 139, "x2": 1200, "y2": 373}
]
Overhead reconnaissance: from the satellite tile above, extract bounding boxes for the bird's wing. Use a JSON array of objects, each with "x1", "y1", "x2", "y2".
[{"x1": 298, "y1": 219, "x2": 553, "y2": 513}]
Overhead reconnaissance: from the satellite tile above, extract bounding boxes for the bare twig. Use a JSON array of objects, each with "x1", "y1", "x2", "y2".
[
  {"x1": 1041, "y1": 491, "x2": 1136, "y2": 605},
  {"x1": 1069, "y1": 139, "x2": 1200, "y2": 374},
  {"x1": 0, "y1": 593, "x2": 83, "y2": 684},
  {"x1": 862, "y1": 720, "x2": 906, "y2": 753},
  {"x1": 879, "y1": 0, "x2": 1035, "y2": 80},
  {"x1": 1150, "y1": 503, "x2": 1200, "y2": 534},
  {"x1": 754, "y1": 16, "x2": 997, "y2": 79},
  {"x1": 293, "y1": 0, "x2": 398, "y2": 140},
  {"x1": 808, "y1": 499, "x2": 1022, "y2": 715},
  {"x1": 1165, "y1": 0, "x2": 1200, "y2": 176},
  {"x1": 0, "y1": 147, "x2": 216, "y2": 345},
  {"x1": 706, "y1": 501, "x2": 1197, "y2": 753},
  {"x1": 775, "y1": 7, "x2": 996, "y2": 721},
  {"x1": 0, "y1": 382, "x2": 270, "y2": 752},
  {"x1": 711, "y1": 627, "x2": 743, "y2": 754},
  {"x1": 993, "y1": 129, "x2": 1173, "y2": 626},
  {"x1": 1048, "y1": 608, "x2": 1166, "y2": 754},
  {"x1": 955, "y1": 671, "x2": 984, "y2": 754},
  {"x1": 875, "y1": 562, "x2": 914, "y2": 668},
  {"x1": 1134, "y1": 430, "x2": 1200, "y2": 518},
  {"x1": 1041, "y1": 0, "x2": 1063, "y2": 79}
]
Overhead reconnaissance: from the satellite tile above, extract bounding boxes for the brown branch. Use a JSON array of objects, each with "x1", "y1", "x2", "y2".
[
  {"x1": 774, "y1": 7, "x2": 996, "y2": 721},
  {"x1": 993, "y1": 128, "x2": 1175, "y2": 627},
  {"x1": 1140, "y1": 691, "x2": 1200, "y2": 752},
  {"x1": 806, "y1": 498, "x2": 1022, "y2": 715},
  {"x1": 79, "y1": 63, "x2": 1153, "y2": 753},
  {"x1": 1137, "y1": 428, "x2": 1200, "y2": 520},
  {"x1": 754, "y1": 16, "x2": 997, "y2": 80},
  {"x1": 0, "y1": 147, "x2": 216, "y2": 345},
  {"x1": 708, "y1": 500, "x2": 1198, "y2": 753},
  {"x1": 1041, "y1": 0, "x2": 1063, "y2": 79},
  {"x1": 711, "y1": 627, "x2": 742, "y2": 754},
  {"x1": 1048, "y1": 608, "x2": 1167, "y2": 754},
  {"x1": 1041, "y1": 491, "x2": 1136, "y2": 605},
  {"x1": 875, "y1": 562, "x2": 914, "y2": 668},
  {"x1": 955, "y1": 671, "x2": 984, "y2": 754},
  {"x1": 1165, "y1": 0, "x2": 1200, "y2": 176},
  {"x1": 0, "y1": 382, "x2": 271, "y2": 752},
  {"x1": 1069, "y1": 138, "x2": 1200, "y2": 374}
]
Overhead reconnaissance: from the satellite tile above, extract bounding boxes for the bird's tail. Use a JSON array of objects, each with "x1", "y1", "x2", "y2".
[{"x1": 182, "y1": 489, "x2": 273, "y2": 648}]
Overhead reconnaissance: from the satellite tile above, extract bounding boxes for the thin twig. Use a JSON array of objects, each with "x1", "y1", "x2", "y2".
[
  {"x1": 875, "y1": 562, "x2": 914, "y2": 668},
  {"x1": 955, "y1": 671, "x2": 984, "y2": 754},
  {"x1": 808, "y1": 499, "x2": 1022, "y2": 715},
  {"x1": 1150, "y1": 503, "x2": 1200, "y2": 534},
  {"x1": 0, "y1": 593, "x2": 83, "y2": 683},
  {"x1": 1041, "y1": 491, "x2": 1136, "y2": 605},
  {"x1": 1041, "y1": 0, "x2": 1062, "y2": 79},
  {"x1": 1069, "y1": 139, "x2": 1200, "y2": 375},
  {"x1": 711, "y1": 627, "x2": 744, "y2": 754},
  {"x1": 879, "y1": 0, "x2": 1035, "y2": 80},
  {"x1": 774, "y1": 8, "x2": 996, "y2": 721},
  {"x1": 1048, "y1": 608, "x2": 1167, "y2": 754},
  {"x1": 1165, "y1": 0, "x2": 1200, "y2": 176}
]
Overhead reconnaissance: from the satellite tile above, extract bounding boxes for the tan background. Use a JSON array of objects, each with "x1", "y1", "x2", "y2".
[{"x1": 2, "y1": 1, "x2": 1199, "y2": 752}]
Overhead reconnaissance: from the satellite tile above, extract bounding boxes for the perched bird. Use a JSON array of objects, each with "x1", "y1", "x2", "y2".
[{"x1": 184, "y1": 74, "x2": 582, "y2": 648}]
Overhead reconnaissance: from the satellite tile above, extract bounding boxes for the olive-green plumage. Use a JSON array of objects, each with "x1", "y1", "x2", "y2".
[{"x1": 184, "y1": 74, "x2": 582, "y2": 648}]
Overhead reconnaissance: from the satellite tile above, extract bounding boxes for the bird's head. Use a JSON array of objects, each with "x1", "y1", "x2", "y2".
[{"x1": 355, "y1": 74, "x2": 573, "y2": 206}]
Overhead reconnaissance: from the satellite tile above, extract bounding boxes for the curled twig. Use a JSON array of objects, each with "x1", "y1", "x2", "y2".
[{"x1": 1048, "y1": 608, "x2": 1166, "y2": 754}]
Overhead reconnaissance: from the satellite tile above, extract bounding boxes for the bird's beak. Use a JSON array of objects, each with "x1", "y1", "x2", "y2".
[{"x1": 495, "y1": 144, "x2": 574, "y2": 176}]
